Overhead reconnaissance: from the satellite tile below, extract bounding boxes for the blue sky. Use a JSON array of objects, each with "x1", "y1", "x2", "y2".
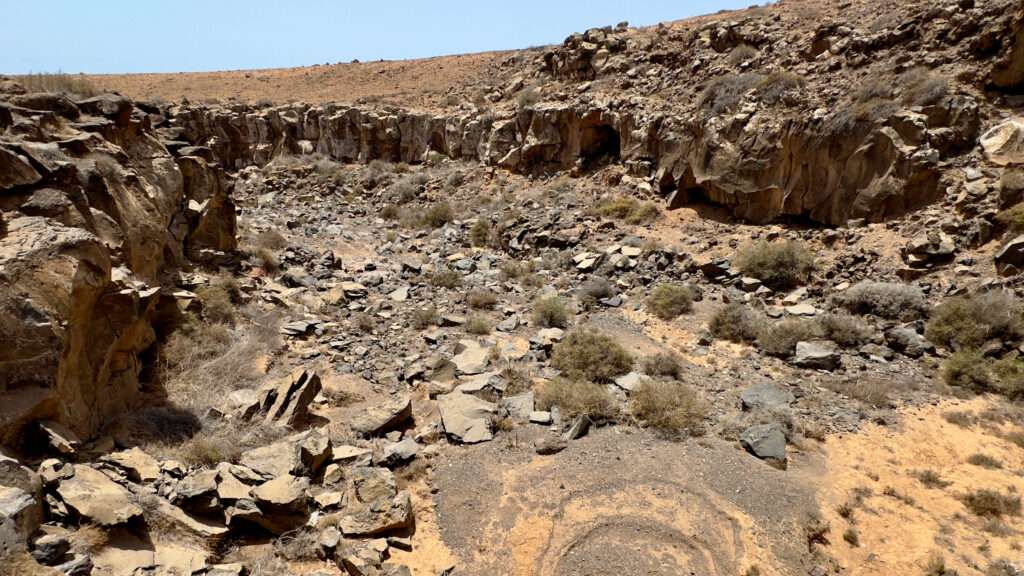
[{"x1": 1, "y1": 1, "x2": 755, "y2": 74}]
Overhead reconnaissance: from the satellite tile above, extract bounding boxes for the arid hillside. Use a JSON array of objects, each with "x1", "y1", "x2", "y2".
[{"x1": 2, "y1": 0, "x2": 1024, "y2": 575}]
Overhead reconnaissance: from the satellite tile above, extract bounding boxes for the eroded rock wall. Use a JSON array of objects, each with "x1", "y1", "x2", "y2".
[
  {"x1": 0, "y1": 89, "x2": 236, "y2": 444},
  {"x1": 167, "y1": 95, "x2": 978, "y2": 226}
]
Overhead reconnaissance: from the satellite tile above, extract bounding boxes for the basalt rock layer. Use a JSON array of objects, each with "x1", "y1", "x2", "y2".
[
  {"x1": 0, "y1": 87, "x2": 236, "y2": 444},
  {"x1": 164, "y1": 92, "x2": 979, "y2": 226}
]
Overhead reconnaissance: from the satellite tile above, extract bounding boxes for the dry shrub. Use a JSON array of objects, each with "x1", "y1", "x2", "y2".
[
  {"x1": 593, "y1": 195, "x2": 660, "y2": 225},
  {"x1": 195, "y1": 281, "x2": 237, "y2": 326},
  {"x1": 726, "y1": 44, "x2": 758, "y2": 65},
  {"x1": 551, "y1": 329, "x2": 633, "y2": 383},
  {"x1": 900, "y1": 67, "x2": 949, "y2": 107},
  {"x1": 421, "y1": 201, "x2": 454, "y2": 228},
  {"x1": 274, "y1": 527, "x2": 322, "y2": 562},
  {"x1": 834, "y1": 281, "x2": 927, "y2": 320},
  {"x1": 735, "y1": 240, "x2": 814, "y2": 290},
  {"x1": 757, "y1": 71, "x2": 806, "y2": 106},
  {"x1": 380, "y1": 204, "x2": 401, "y2": 220},
  {"x1": 465, "y1": 315, "x2": 491, "y2": 335},
  {"x1": 926, "y1": 291, "x2": 1024, "y2": 350},
  {"x1": 960, "y1": 489, "x2": 1022, "y2": 518},
  {"x1": 916, "y1": 469, "x2": 951, "y2": 489},
  {"x1": 469, "y1": 219, "x2": 491, "y2": 246},
  {"x1": 0, "y1": 552, "x2": 55, "y2": 576},
  {"x1": 69, "y1": 524, "x2": 109, "y2": 554},
  {"x1": 817, "y1": 313, "x2": 871, "y2": 348},
  {"x1": 412, "y1": 306, "x2": 439, "y2": 329},
  {"x1": 995, "y1": 203, "x2": 1024, "y2": 234},
  {"x1": 991, "y1": 356, "x2": 1024, "y2": 400},
  {"x1": 642, "y1": 352, "x2": 682, "y2": 379},
  {"x1": 630, "y1": 380, "x2": 707, "y2": 437},
  {"x1": 709, "y1": 302, "x2": 764, "y2": 343},
  {"x1": 254, "y1": 229, "x2": 287, "y2": 251},
  {"x1": 646, "y1": 283, "x2": 694, "y2": 321},
  {"x1": 699, "y1": 73, "x2": 763, "y2": 114},
  {"x1": 823, "y1": 377, "x2": 892, "y2": 408},
  {"x1": 532, "y1": 295, "x2": 570, "y2": 329},
  {"x1": 579, "y1": 278, "x2": 616, "y2": 306},
  {"x1": 500, "y1": 259, "x2": 536, "y2": 280},
  {"x1": 537, "y1": 378, "x2": 617, "y2": 420},
  {"x1": 429, "y1": 267, "x2": 462, "y2": 289},
  {"x1": 467, "y1": 290, "x2": 498, "y2": 309},
  {"x1": 756, "y1": 318, "x2": 821, "y2": 358},
  {"x1": 17, "y1": 72, "x2": 99, "y2": 97},
  {"x1": 966, "y1": 453, "x2": 1003, "y2": 469}
]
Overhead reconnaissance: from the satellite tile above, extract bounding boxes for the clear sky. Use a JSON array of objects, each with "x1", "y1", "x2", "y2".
[{"x1": 1, "y1": 1, "x2": 756, "y2": 74}]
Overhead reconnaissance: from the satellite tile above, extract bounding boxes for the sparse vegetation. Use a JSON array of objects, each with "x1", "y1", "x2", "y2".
[
  {"x1": 726, "y1": 44, "x2": 758, "y2": 65},
  {"x1": 817, "y1": 313, "x2": 871, "y2": 347},
  {"x1": 757, "y1": 71, "x2": 806, "y2": 106},
  {"x1": 469, "y1": 218, "x2": 491, "y2": 246},
  {"x1": 926, "y1": 291, "x2": 1024, "y2": 351},
  {"x1": 17, "y1": 72, "x2": 99, "y2": 97},
  {"x1": 430, "y1": 267, "x2": 462, "y2": 289},
  {"x1": 465, "y1": 315, "x2": 491, "y2": 335},
  {"x1": 835, "y1": 281, "x2": 928, "y2": 320},
  {"x1": 991, "y1": 356, "x2": 1024, "y2": 399},
  {"x1": 699, "y1": 73, "x2": 764, "y2": 114},
  {"x1": 960, "y1": 489, "x2": 1022, "y2": 518},
  {"x1": 756, "y1": 318, "x2": 821, "y2": 358},
  {"x1": 966, "y1": 453, "x2": 1003, "y2": 469},
  {"x1": 551, "y1": 329, "x2": 633, "y2": 383},
  {"x1": 538, "y1": 377, "x2": 617, "y2": 420},
  {"x1": 995, "y1": 203, "x2": 1024, "y2": 235},
  {"x1": 735, "y1": 240, "x2": 814, "y2": 291},
  {"x1": 842, "y1": 527, "x2": 859, "y2": 547},
  {"x1": 593, "y1": 195, "x2": 660, "y2": 225},
  {"x1": 646, "y1": 283, "x2": 694, "y2": 321},
  {"x1": 942, "y1": 350, "x2": 993, "y2": 391},
  {"x1": 900, "y1": 67, "x2": 949, "y2": 107},
  {"x1": 642, "y1": 352, "x2": 682, "y2": 380},
  {"x1": 422, "y1": 201, "x2": 455, "y2": 228},
  {"x1": 579, "y1": 278, "x2": 616, "y2": 307},
  {"x1": 709, "y1": 302, "x2": 764, "y2": 343},
  {"x1": 916, "y1": 469, "x2": 951, "y2": 489},
  {"x1": 630, "y1": 380, "x2": 707, "y2": 437},
  {"x1": 467, "y1": 289, "x2": 498, "y2": 309},
  {"x1": 532, "y1": 295, "x2": 570, "y2": 329},
  {"x1": 412, "y1": 306, "x2": 440, "y2": 329}
]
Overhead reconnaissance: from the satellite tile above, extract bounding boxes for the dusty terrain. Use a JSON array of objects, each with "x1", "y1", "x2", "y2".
[{"x1": 3, "y1": 0, "x2": 1024, "y2": 575}]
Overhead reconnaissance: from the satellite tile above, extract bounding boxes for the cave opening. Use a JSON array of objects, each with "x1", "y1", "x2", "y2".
[{"x1": 579, "y1": 124, "x2": 621, "y2": 169}]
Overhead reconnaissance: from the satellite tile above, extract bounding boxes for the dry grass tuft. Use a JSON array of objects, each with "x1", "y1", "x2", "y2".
[
  {"x1": 630, "y1": 380, "x2": 707, "y2": 437},
  {"x1": 735, "y1": 240, "x2": 814, "y2": 291},
  {"x1": 592, "y1": 195, "x2": 660, "y2": 225},
  {"x1": 537, "y1": 378, "x2": 618, "y2": 420},
  {"x1": 709, "y1": 303, "x2": 764, "y2": 343},
  {"x1": 532, "y1": 295, "x2": 570, "y2": 329},
  {"x1": 17, "y1": 72, "x2": 99, "y2": 97}
]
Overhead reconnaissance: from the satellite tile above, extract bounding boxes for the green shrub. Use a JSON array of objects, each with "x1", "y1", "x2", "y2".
[
  {"x1": 926, "y1": 292, "x2": 1024, "y2": 350},
  {"x1": 834, "y1": 281, "x2": 928, "y2": 320},
  {"x1": 817, "y1": 313, "x2": 871, "y2": 348},
  {"x1": 735, "y1": 240, "x2": 814, "y2": 291},
  {"x1": 992, "y1": 356, "x2": 1024, "y2": 399},
  {"x1": 551, "y1": 329, "x2": 633, "y2": 383},
  {"x1": 942, "y1": 350, "x2": 993, "y2": 390},
  {"x1": 537, "y1": 378, "x2": 617, "y2": 420},
  {"x1": 532, "y1": 296, "x2": 570, "y2": 329},
  {"x1": 642, "y1": 353, "x2": 682, "y2": 379},
  {"x1": 709, "y1": 303, "x2": 764, "y2": 343},
  {"x1": 646, "y1": 283, "x2": 694, "y2": 321},
  {"x1": 630, "y1": 380, "x2": 707, "y2": 437},
  {"x1": 756, "y1": 318, "x2": 822, "y2": 357}
]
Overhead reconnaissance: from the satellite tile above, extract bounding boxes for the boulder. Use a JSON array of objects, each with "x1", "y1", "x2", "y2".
[
  {"x1": 996, "y1": 235, "x2": 1024, "y2": 274},
  {"x1": 451, "y1": 340, "x2": 491, "y2": 375},
  {"x1": 338, "y1": 467, "x2": 412, "y2": 536},
  {"x1": 740, "y1": 424, "x2": 787, "y2": 469},
  {"x1": 53, "y1": 465, "x2": 143, "y2": 526},
  {"x1": 792, "y1": 341, "x2": 841, "y2": 371},
  {"x1": 250, "y1": 474, "x2": 310, "y2": 534},
  {"x1": 103, "y1": 447, "x2": 160, "y2": 483},
  {"x1": 350, "y1": 395, "x2": 412, "y2": 437},
  {"x1": 0, "y1": 486, "x2": 41, "y2": 552},
  {"x1": 885, "y1": 327, "x2": 933, "y2": 358},
  {"x1": 740, "y1": 383, "x2": 795, "y2": 412},
  {"x1": 246, "y1": 369, "x2": 321, "y2": 428},
  {"x1": 0, "y1": 145, "x2": 42, "y2": 190},
  {"x1": 437, "y1": 392, "x2": 496, "y2": 444},
  {"x1": 981, "y1": 117, "x2": 1024, "y2": 166}
]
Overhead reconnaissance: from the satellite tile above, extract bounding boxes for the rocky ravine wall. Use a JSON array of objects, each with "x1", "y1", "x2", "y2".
[
  {"x1": 0, "y1": 89, "x2": 236, "y2": 445},
  {"x1": 165, "y1": 93, "x2": 980, "y2": 226}
]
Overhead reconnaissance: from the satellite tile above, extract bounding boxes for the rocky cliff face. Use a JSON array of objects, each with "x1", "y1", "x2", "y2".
[
  {"x1": 0, "y1": 88, "x2": 236, "y2": 444},
  {"x1": 163, "y1": 88, "x2": 979, "y2": 226}
]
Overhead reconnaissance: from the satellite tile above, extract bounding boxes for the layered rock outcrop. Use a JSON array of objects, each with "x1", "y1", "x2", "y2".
[
  {"x1": 0, "y1": 86, "x2": 236, "y2": 444},
  {"x1": 165, "y1": 91, "x2": 978, "y2": 225}
]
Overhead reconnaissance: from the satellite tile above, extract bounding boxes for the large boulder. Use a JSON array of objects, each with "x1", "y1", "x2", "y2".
[
  {"x1": 437, "y1": 392, "x2": 497, "y2": 444},
  {"x1": 740, "y1": 423, "x2": 787, "y2": 470},
  {"x1": 996, "y1": 235, "x2": 1024, "y2": 275},
  {"x1": 53, "y1": 465, "x2": 143, "y2": 526},
  {"x1": 350, "y1": 395, "x2": 412, "y2": 437},
  {"x1": 981, "y1": 118, "x2": 1024, "y2": 166},
  {"x1": 338, "y1": 467, "x2": 412, "y2": 536}
]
